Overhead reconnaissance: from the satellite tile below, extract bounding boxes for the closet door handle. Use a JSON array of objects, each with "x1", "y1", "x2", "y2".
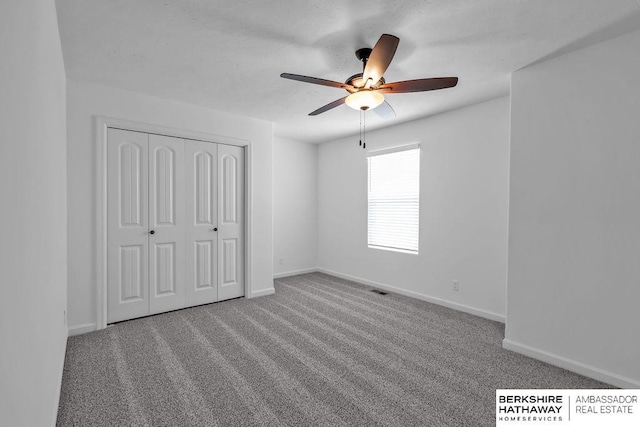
[
  {"x1": 212, "y1": 227, "x2": 218, "y2": 232},
  {"x1": 149, "y1": 230, "x2": 155, "y2": 235}
]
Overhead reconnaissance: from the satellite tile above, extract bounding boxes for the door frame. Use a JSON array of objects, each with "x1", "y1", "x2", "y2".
[{"x1": 95, "y1": 116, "x2": 253, "y2": 330}]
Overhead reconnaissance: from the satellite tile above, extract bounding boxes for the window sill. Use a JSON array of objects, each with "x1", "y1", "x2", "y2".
[{"x1": 368, "y1": 245, "x2": 419, "y2": 255}]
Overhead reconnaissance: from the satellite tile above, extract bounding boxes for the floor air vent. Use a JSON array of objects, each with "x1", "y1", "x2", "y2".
[{"x1": 370, "y1": 289, "x2": 388, "y2": 295}]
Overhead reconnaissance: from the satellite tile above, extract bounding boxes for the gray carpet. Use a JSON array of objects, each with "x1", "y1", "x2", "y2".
[{"x1": 57, "y1": 272, "x2": 610, "y2": 426}]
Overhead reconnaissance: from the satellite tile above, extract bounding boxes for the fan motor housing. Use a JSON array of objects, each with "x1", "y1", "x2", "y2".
[
  {"x1": 345, "y1": 73, "x2": 385, "y2": 92},
  {"x1": 347, "y1": 47, "x2": 385, "y2": 91}
]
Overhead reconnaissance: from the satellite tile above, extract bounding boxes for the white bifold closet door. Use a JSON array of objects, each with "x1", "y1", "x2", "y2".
[
  {"x1": 185, "y1": 140, "x2": 245, "y2": 304},
  {"x1": 107, "y1": 129, "x2": 150, "y2": 323},
  {"x1": 185, "y1": 140, "x2": 219, "y2": 306},
  {"x1": 106, "y1": 128, "x2": 244, "y2": 324},
  {"x1": 216, "y1": 143, "x2": 245, "y2": 301},
  {"x1": 148, "y1": 134, "x2": 186, "y2": 315}
]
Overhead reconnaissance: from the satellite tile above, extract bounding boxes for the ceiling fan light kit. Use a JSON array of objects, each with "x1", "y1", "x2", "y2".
[{"x1": 345, "y1": 90, "x2": 385, "y2": 111}]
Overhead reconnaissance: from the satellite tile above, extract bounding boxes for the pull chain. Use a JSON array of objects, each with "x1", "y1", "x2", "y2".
[
  {"x1": 359, "y1": 109, "x2": 362, "y2": 147},
  {"x1": 357, "y1": 109, "x2": 367, "y2": 149},
  {"x1": 363, "y1": 110, "x2": 366, "y2": 149}
]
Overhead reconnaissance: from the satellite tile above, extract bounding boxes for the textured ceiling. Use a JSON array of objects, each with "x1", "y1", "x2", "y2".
[{"x1": 56, "y1": 0, "x2": 640, "y2": 143}]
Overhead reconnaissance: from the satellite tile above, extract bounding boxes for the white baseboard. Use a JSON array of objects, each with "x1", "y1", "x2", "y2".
[
  {"x1": 502, "y1": 338, "x2": 640, "y2": 389},
  {"x1": 68, "y1": 322, "x2": 97, "y2": 337},
  {"x1": 317, "y1": 268, "x2": 506, "y2": 323},
  {"x1": 273, "y1": 268, "x2": 318, "y2": 279},
  {"x1": 249, "y1": 287, "x2": 275, "y2": 298}
]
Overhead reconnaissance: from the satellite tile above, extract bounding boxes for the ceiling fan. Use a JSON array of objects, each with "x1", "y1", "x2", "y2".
[{"x1": 281, "y1": 34, "x2": 458, "y2": 118}]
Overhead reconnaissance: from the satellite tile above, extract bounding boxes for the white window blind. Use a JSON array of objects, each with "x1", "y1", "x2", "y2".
[{"x1": 367, "y1": 145, "x2": 420, "y2": 254}]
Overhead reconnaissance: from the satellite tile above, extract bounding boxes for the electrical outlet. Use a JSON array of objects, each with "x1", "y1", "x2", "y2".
[
  {"x1": 279, "y1": 257, "x2": 284, "y2": 265},
  {"x1": 452, "y1": 280, "x2": 460, "y2": 292}
]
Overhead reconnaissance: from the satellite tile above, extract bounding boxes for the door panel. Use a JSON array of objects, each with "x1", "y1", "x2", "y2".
[
  {"x1": 154, "y1": 242, "x2": 176, "y2": 294},
  {"x1": 185, "y1": 140, "x2": 218, "y2": 306},
  {"x1": 148, "y1": 134, "x2": 186, "y2": 315},
  {"x1": 222, "y1": 238, "x2": 238, "y2": 284},
  {"x1": 222, "y1": 154, "x2": 238, "y2": 224},
  {"x1": 218, "y1": 144, "x2": 245, "y2": 300},
  {"x1": 195, "y1": 241, "x2": 213, "y2": 288},
  {"x1": 120, "y1": 245, "x2": 144, "y2": 300},
  {"x1": 119, "y1": 143, "x2": 143, "y2": 227},
  {"x1": 195, "y1": 151, "x2": 214, "y2": 225},
  {"x1": 107, "y1": 128, "x2": 150, "y2": 323}
]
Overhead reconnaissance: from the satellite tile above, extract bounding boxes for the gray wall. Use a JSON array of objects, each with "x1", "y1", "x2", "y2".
[
  {"x1": 317, "y1": 97, "x2": 510, "y2": 321},
  {"x1": 0, "y1": 1, "x2": 68, "y2": 425},
  {"x1": 505, "y1": 28, "x2": 640, "y2": 387},
  {"x1": 273, "y1": 138, "x2": 318, "y2": 277}
]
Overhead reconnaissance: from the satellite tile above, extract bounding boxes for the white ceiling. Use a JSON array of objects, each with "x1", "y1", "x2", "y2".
[{"x1": 56, "y1": 0, "x2": 640, "y2": 143}]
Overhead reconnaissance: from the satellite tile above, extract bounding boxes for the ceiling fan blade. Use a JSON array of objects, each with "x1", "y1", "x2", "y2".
[
  {"x1": 373, "y1": 100, "x2": 396, "y2": 119},
  {"x1": 309, "y1": 96, "x2": 347, "y2": 116},
  {"x1": 362, "y1": 34, "x2": 399, "y2": 88},
  {"x1": 379, "y1": 77, "x2": 458, "y2": 93},
  {"x1": 280, "y1": 73, "x2": 354, "y2": 90}
]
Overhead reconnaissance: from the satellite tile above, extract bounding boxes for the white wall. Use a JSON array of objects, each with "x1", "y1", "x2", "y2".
[
  {"x1": 318, "y1": 97, "x2": 510, "y2": 321},
  {"x1": 0, "y1": 1, "x2": 68, "y2": 426},
  {"x1": 273, "y1": 138, "x2": 318, "y2": 277},
  {"x1": 505, "y1": 28, "x2": 640, "y2": 388},
  {"x1": 66, "y1": 80, "x2": 274, "y2": 334}
]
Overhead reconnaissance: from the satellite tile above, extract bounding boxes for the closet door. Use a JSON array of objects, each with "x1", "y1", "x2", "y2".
[
  {"x1": 185, "y1": 140, "x2": 219, "y2": 306},
  {"x1": 218, "y1": 144, "x2": 245, "y2": 300},
  {"x1": 148, "y1": 134, "x2": 186, "y2": 314},
  {"x1": 107, "y1": 129, "x2": 150, "y2": 323}
]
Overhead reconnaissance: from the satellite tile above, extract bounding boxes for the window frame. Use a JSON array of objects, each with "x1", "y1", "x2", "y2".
[{"x1": 366, "y1": 144, "x2": 420, "y2": 255}]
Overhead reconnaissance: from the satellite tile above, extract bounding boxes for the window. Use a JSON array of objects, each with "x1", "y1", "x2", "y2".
[{"x1": 367, "y1": 144, "x2": 420, "y2": 254}]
